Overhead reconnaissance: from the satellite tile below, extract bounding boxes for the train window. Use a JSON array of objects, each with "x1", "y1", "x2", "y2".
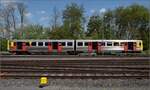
[
  {"x1": 61, "y1": 42, "x2": 66, "y2": 46},
  {"x1": 38, "y1": 42, "x2": 43, "y2": 46},
  {"x1": 85, "y1": 42, "x2": 88, "y2": 46},
  {"x1": 67, "y1": 42, "x2": 72, "y2": 46},
  {"x1": 114, "y1": 42, "x2": 119, "y2": 46},
  {"x1": 45, "y1": 42, "x2": 48, "y2": 46},
  {"x1": 31, "y1": 42, "x2": 36, "y2": 46},
  {"x1": 107, "y1": 42, "x2": 112, "y2": 46},
  {"x1": 120, "y1": 42, "x2": 127, "y2": 46},
  {"x1": 101, "y1": 42, "x2": 105, "y2": 46},
  {"x1": 120, "y1": 42, "x2": 125, "y2": 46},
  {"x1": 26, "y1": 42, "x2": 30, "y2": 46},
  {"x1": 78, "y1": 42, "x2": 83, "y2": 46},
  {"x1": 139, "y1": 42, "x2": 141, "y2": 46}
]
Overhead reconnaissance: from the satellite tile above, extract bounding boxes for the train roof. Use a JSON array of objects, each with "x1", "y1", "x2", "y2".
[
  {"x1": 76, "y1": 40, "x2": 142, "y2": 42},
  {"x1": 10, "y1": 39, "x2": 74, "y2": 42},
  {"x1": 10, "y1": 39, "x2": 142, "y2": 42}
]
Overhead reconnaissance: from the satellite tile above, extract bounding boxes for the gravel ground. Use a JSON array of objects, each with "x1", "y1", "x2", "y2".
[{"x1": 0, "y1": 79, "x2": 149, "y2": 90}]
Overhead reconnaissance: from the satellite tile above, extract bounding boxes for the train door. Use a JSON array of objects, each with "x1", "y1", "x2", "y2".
[
  {"x1": 92, "y1": 42, "x2": 97, "y2": 50},
  {"x1": 52, "y1": 42, "x2": 58, "y2": 49},
  {"x1": 88, "y1": 42, "x2": 92, "y2": 53},
  {"x1": 48, "y1": 42, "x2": 52, "y2": 52},
  {"x1": 74, "y1": 40, "x2": 76, "y2": 54},
  {"x1": 22, "y1": 42, "x2": 27, "y2": 51},
  {"x1": 97, "y1": 42, "x2": 101, "y2": 53},
  {"x1": 17, "y1": 42, "x2": 23, "y2": 49},
  {"x1": 128, "y1": 42, "x2": 133, "y2": 51},
  {"x1": 57, "y1": 42, "x2": 62, "y2": 54}
]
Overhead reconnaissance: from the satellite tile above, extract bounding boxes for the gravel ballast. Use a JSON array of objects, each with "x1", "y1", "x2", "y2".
[{"x1": 0, "y1": 79, "x2": 149, "y2": 90}]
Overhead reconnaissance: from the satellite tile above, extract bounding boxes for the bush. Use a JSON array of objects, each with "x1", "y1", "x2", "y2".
[
  {"x1": 0, "y1": 38, "x2": 8, "y2": 51},
  {"x1": 142, "y1": 50, "x2": 150, "y2": 56}
]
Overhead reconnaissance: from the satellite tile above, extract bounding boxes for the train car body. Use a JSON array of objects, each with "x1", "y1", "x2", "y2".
[
  {"x1": 8, "y1": 39, "x2": 74, "y2": 54},
  {"x1": 76, "y1": 40, "x2": 143, "y2": 54},
  {"x1": 7, "y1": 39, "x2": 143, "y2": 55}
]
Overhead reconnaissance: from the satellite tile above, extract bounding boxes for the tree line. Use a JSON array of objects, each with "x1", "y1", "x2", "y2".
[{"x1": 0, "y1": 2, "x2": 149, "y2": 50}]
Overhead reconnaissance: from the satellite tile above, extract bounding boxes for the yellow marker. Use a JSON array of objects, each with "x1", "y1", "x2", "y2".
[{"x1": 39, "y1": 77, "x2": 48, "y2": 88}]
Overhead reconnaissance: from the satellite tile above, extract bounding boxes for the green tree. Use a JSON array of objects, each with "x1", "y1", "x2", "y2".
[
  {"x1": 48, "y1": 7, "x2": 66, "y2": 39},
  {"x1": 0, "y1": 38, "x2": 7, "y2": 51},
  {"x1": 62, "y1": 3, "x2": 84, "y2": 39},
  {"x1": 87, "y1": 15, "x2": 103, "y2": 39},
  {"x1": 104, "y1": 4, "x2": 150, "y2": 50},
  {"x1": 17, "y1": 2, "x2": 27, "y2": 29},
  {"x1": 48, "y1": 26, "x2": 66, "y2": 39},
  {"x1": 13, "y1": 24, "x2": 48, "y2": 39}
]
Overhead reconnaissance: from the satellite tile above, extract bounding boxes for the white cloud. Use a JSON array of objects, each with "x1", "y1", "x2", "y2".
[
  {"x1": 37, "y1": 10, "x2": 46, "y2": 14},
  {"x1": 25, "y1": 12, "x2": 32, "y2": 17},
  {"x1": 0, "y1": 0, "x2": 28, "y2": 8},
  {"x1": 40, "y1": 16, "x2": 49, "y2": 21},
  {"x1": 18, "y1": 23, "x2": 28, "y2": 27},
  {"x1": 0, "y1": 0, "x2": 17, "y2": 3},
  {"x1": 90, "y1": 9, "x2": 96, "y2": 14},
  {"x1": 0, "y1": 0, "x2": 19, "y2": 6},
  {"x1": 99, "y1": 8, "x2": 106, "y2": 13},
  {"x1": 41, "y1": 10, "x2": 46, "y2": 14}
]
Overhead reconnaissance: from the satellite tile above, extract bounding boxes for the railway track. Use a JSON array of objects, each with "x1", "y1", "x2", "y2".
[
  {"x1": 1, "y1": 55, "x2": 149, "y2": 60},
  {"x1": 0, "y1": 56, "x2": 150, "y2": 79}
]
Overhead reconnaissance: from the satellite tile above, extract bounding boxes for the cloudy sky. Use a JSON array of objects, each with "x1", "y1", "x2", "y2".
[{"x1": 0, "y1": 0, "x2": 149, "y2": 27}]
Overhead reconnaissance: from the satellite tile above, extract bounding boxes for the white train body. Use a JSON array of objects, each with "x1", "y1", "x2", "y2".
[{"x1": 8, "y1": 39, "x2": 143, "y2": 54}]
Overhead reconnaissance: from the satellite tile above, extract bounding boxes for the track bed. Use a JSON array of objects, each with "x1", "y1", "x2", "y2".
[{"x1": 1, "y1": 56, "x2": 150, "y2": 79}]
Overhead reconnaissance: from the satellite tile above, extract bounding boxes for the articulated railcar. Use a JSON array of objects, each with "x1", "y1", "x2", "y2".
[
  {"x1": 76, "y1": 40, "x2": 143, "y2": 54},
  {"x1": 7, "y1": 39, "x2": 143, "y2": 55},
  {"x1": 7, "y1": 40, "x2": 74, "y2": 54}
]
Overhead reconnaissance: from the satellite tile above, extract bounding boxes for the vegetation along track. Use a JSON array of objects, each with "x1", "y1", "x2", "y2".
[{"x1": 0, "y1": 56, "x2": 150, "y2": 79}]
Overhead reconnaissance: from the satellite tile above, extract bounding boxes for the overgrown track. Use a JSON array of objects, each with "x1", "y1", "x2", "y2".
[{"x1": 0, "y1": 56, "x2": 150, "y2": 79}]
